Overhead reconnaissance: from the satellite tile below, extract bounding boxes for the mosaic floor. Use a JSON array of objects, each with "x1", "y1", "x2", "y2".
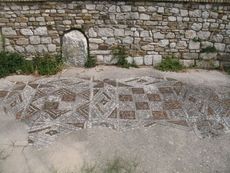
[{"x1": 1, "y1": 76, "x2": 229, "y2": 147}]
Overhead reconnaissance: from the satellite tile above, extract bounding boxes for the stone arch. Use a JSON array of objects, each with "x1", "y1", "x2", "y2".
[{"x1": 62, "y1": 30, "x2": 88, "y2": 67}]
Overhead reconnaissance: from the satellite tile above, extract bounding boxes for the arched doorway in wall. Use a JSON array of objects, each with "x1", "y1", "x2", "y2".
[{"x1": 62, "y1": 30, "x2": 88, "y2": 67}]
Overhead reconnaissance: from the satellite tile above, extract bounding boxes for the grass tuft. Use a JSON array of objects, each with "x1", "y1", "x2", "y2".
[
  {"x1": 112, "y1": 45, "x2": 137, "y2": 68},
  {"x1": 156, "y1": 55, "x2": 184, "y2": 72},
  {"x1": 0, "y1": 51, "x2": 63, "y2": 78},
  {"x1": 79, "y1": 157, "x2": 138, "y2": 173},
  {"x1": 84, "y1": 55, "x2": 96, "y2": 68},
  {"x1": 33, "y1": 54, "x2": 63, "y2": 75}
]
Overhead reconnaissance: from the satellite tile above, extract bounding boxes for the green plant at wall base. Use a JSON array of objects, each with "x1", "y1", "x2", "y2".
[
  {"x1": 0, "y1": 51, "x2": 33, "y2": 78},
  {"x1": 0, "y1": 52, "x2": 63, "y2": 78},
  {"x1": 201, "y1": 46, "x2": 217, "y2": 53},
  {"x1": 85, "y1": 55, "x2": 96, "y2": 68},
  {"x1": 112, "y1": 45, "x2": 137, "y2": 68},
  {"x1": 156, "y1": 55, "x2": 184, "y2": 72},
  {"x1": 224, "y1": 67, "x2": 230, "y2": 75},
  {"x1": 33, "y1": 54, "x2": 63, "y2": 75}
]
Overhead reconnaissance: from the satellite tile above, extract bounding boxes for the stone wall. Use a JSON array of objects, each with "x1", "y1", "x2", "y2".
[{"x1": 0, "y1": 1, "x2": 230, "y2": 67}]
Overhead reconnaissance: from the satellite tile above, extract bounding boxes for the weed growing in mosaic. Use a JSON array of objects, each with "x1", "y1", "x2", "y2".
[{"x1": 156, "y1": 55, "x2": 184, "y2": 72}]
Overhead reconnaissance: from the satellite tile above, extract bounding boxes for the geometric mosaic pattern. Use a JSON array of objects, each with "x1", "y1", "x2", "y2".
[{"x1": 1, "y1": 77, "x2": 230, "y2": 147}]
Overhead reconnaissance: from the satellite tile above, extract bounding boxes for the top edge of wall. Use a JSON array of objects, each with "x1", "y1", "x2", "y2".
[{"x1": 0, "y1": 0, "x2": 230, "y2": 3}]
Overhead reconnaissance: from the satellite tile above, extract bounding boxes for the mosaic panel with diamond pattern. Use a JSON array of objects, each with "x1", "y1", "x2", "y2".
[{"x1": 0, "y1": 76, "x2": 229, "y2": 147}]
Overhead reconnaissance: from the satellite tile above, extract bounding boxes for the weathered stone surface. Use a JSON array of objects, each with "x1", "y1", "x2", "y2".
[
  {"x1": 25, "y1": 45, "x2": 36, "y2": 53},
  {"x1": 2, "y1": 27, "x2": 17, "y2": 36},
  {"x1": 202, "y1": 11, "x2": 209, "y2": 19},
  {"x1": 168, "y1": 16, "x2": 177, "y2": 21},
  {"x1": 183, "y1": 53, "x2": 198, "y2": 60},
  {"x1": 197, "y1": 31, "x2": 211, "y2": 40},
  {"x1": 177, "y1": 41, "x2": 187, "y2": 49},
  {"x1": 126, "y1": 56, "x2": 134, "y2": 64},
  {"x1": 98, "y1": 28, "x2": 113, "y2": 37},
  {"x1": 88, "y1": 28, "x2": 97, "y2": 37},
  {"x1": 15, "y1": 45, "x2": 24, "y2": 53},
  {"x1": 211, "y1": 34, "x2": 223, "y2": 43},
  {"x1": 114, "y1": 29, "x2": 124, "y2": 37},
  {"x1": 152, "y1": 55, "x2": 162, "y2": 66},
  {"x1": 62, "y1": 30, "x2": 88, "y2": 66},
  {"x1": 36, "y1": 45, "x2": 48, "y2": 53},
  {"x1": 179, "y1": 59, "x2": 194, "y2": 67},
  {"x1": 185, "y1": 30, "x2": 196, "y2": 39},
  {"x1": 201, "y1": 41, "x2": 213, "y2": 49},
  {"x1": 200, "y1": 53, "x2": 218, "y2": 60},
  {"x1": 34, "y1": 27, "x2": 47, "y2": 36},
  {"x1": 121, "y1": 5, "x2": 131, "y2": 12},
  {"x1": 154, "y1": 32, "x2": 164, "y2": 39},
  {"x1": 180, "y1": 9, "x2": 188, "y2": 16},
  {"x1": 191, "y1": 23, "x2": 202, "y2": 31},
  {"x1": 144, "y1": 55, "x2": 153, "y2": 65},
  {"x1": 166, "y1": 32, "x2": 175, "y2": 39},
  {"x1": 48, "y1": 44, "x2": 56, "y2": 52},
  {"x1": 20, "y1": 29, "x2": 33, "y2": 36},
  {"x1": 134, "y1": 56, "x2": 144, "y2": 65},
  {"x1": 16, "y1": 38, "x2": 29, "y2": 45},
  {"x1": 189, "y1": 41, "x2": 200, "y2": 50},
  {"x1": 41, "y1": 37, "x2": 52, "y2": 44},
  {"x1": 140, "y1": 13, "x2": 150, "y2": 20},
  {"x1": 157, "y1": 7, "x2": 164, "y2": 13},
  {"x1": 140, "y1": 31, "x2": 149, "y2": 37},
  {"x1": 123, "y1": 36, "x2": 133, "y2": 44},
  {"x1": 159, "y1": 40, "x2": 169, "y2": 47},
  {"x1": 30, "y1": 36, "x2": 40, "y2": 45},
  {"x1": 196, "y1": 60, "x2": 219, "y2": 69},
  {"x1": 189, "y1": 10, "x2": 201, "y2": 18},
  {"x1": 214, "y1": 43, "x2": 225, "y2": 52},
  {"x1": 141, "y1": 44, "x2": 154, "y2": 51},
  {"x1": 170, "y1": 43, "x2": 176, "y2": 49}
]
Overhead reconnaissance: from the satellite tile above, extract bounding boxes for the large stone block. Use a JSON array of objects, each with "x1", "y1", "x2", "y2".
[
  {"x1": 20, "y1": 29, "x2": 33, "y2": 36},
  {"x1": 179, "y1": 60, "x2": 194, "y2": 67},
  {"x1": 134, "y1": 56, "x2": 144, "y2": 65},
  {"x1": 214, "y1": 43, "x2": 225, "y2": 52},
  {"x1": 197, "y1": 31, "x2": 211, "y2": 40},
  {"x1": 191, "y1": 23, "x2": 202, "y2": 31},
  {"x1": 34, "y1": 27, "x2": 48, "y2": 36},
  {"x1": 2, "y1": 27, "x2": 17, "y2": 36},
  {"x1": 98, "y1": 28, "x2": 114, "y2": 37},
  {"x1": 189, "y1": 41, "x2": 200, "y2": 50},
  {"x1": 144, "y1": 55, "x2": 153, "y2": 65},
  {"x1": 62, "y1": 30, "x2": 88, "y2": 67},
  {"x1": 154, "y1": 32, "x2": 164, "y2": 39},
  {"x1": 29, "y1": 36, "x2": 40, "y2": 45},
  {"x1": 182, "y1": 53, "x2": 199, "y2": 60},
  {"x1": 200, "y1": 53, "x2": 217, "y2": 60},
  {"x1": 153, "y1": 55, "x2": 162, "y2": 66}
]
